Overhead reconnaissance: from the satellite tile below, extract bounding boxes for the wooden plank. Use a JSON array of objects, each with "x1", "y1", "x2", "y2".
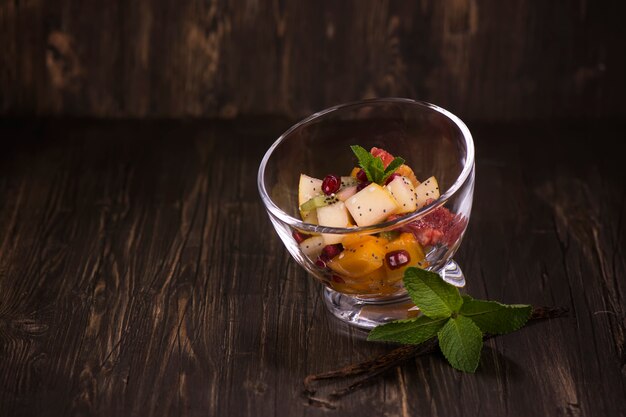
[
  {"x1": 1, "y1": 1, "x2": 625, "y2": 120},
  {"x1": 0, "y1": 119, "x2": 624, "y2": 416}
]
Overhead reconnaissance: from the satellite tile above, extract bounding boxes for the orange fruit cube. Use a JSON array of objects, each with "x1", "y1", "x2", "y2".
[
  {"x1": 384, "y1": 233, "x2": 426, "y2": 282},
  {"x1": 328, "y1": 238, "x2": 387, "y2": 278}
]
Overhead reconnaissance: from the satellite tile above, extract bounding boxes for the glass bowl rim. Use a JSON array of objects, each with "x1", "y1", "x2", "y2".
[{"x1": 257, "y1": 97, "x2": 475, "y2": 234}]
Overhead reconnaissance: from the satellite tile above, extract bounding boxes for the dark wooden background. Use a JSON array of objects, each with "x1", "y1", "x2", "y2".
[
  {"x1": 1, "y1": 119, "x2": 625, "y2": 416},
  {"x1": 1, "y1": 0, "x2": 625, "y2": 120}
]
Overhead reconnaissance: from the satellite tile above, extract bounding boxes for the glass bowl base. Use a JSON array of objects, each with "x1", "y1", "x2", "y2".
[{"x1": 322, "y1": 259, "x2": 465, "y2": 329}]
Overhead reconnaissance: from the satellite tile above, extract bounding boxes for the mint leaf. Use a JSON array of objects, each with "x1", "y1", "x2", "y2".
[
  {"x1": 380, "y1": 156, "x2": 405, "y2": 183},
  {"x1": 462, "y1": 294, "x2": 473, "y2": 303},
  {"x1": 350, "y1": 145, "x2": 375, "y2": 181},
  {"x1": 460, "y1": 299, "x2": 532, "y2": 334},
  {"x1": 438, "y1": 315, "x2": 483, "y2": 373},
  {"x1": 350, "y1": 145, "x2": 406, "y2": 185},
  {"x1": 367, "y1": 315, "x2": 447, "y2": 344},
  {"x1": 403, "y1": 267, "x2": 463, "y2": 319},
  {"x1": 369, "y1": 157, "x2": 385, "y2": 183},
  {"x1": 367, "y1": 269, "x2": 537, "y2": 374}
]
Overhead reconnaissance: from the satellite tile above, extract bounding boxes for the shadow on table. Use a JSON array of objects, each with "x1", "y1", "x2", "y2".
[{"x1": 479, "y1": 345, "x2": 525, "y2": 380}]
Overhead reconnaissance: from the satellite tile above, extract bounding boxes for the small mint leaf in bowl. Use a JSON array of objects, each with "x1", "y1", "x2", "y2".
[{"x1": 350, "y1": 145, "x2": 405, "y2": 185}]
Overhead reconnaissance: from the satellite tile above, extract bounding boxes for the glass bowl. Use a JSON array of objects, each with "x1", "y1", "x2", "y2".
[{"x1": 258, "y1": 98, "x2": 475, "y2": 329}]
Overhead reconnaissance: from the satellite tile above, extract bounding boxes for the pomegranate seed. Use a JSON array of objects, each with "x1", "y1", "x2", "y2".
[
  {"x1": 356, "y1": 181, "x2": 371, "y2": 192},
  {"x1": 385, "y1": 250, "x2": 411, "y2": 270},
  {"x1": 315, "y1": 258, "x2": 327, "y2": 268},
  {"x1": 321, "y1": 243, "x2": 343, "y2": 259},
  {"x1": 292, "y1": 230, "x2": 309, "y2": 243},
  {"x1": 356, "y1": 169, "x2": 368, "y2": 182},
  {"x1": 332, "y1": 275, "x2": 345, "y2": 283},
  {"x1": 322, "y1": 174, "x2": 341, "y2": 195},
  {"x1": 385, "y1": 173, "x2": 400, "y2": 185}
]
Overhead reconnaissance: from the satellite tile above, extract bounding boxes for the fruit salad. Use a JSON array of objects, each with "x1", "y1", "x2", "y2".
[{"x1": 293, "y1": 145, "x2": 466, "y2": 296}]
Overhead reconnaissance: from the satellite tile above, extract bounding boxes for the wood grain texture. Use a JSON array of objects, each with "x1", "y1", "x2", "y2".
[
  {"x1": 1, "y1": 0, "x2": 625, "y2": 120},
  {"x1": 0, "y1": 119, "x2": 625, "y2": 416}
]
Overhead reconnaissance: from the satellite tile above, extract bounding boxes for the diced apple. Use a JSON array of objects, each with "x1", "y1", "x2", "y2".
[
  {"x1": 298, "y1": 174, "x2": 323, "y2": 205},
  {"x1": 317, "y1": 201, "x2": 352, "y2": 244},
  {"x1": 301, "y1": 209, "x2": 318, "y2": 224},
  {"x1": 299, "y1": 235, "x2": 325, "y2": 259},
  {"x1": 414, "y1": 176, "x2": 440, "y2": 209},
  {"x1": 299, "y1": 174, "x2": 323, "y2": 221},
  {"x1": 385, "y1": 175, "x2": 417, "y2": 214},
  {"x1": 345, "y1": 183, "x2": 400, "y2": 227}
]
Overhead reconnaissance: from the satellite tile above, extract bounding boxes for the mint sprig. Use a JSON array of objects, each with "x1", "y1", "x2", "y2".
[
  {"x1": 350, "y1": 145, "x2": 405, "y2": 185},
  {"x1": 367, "y1": 268, "x2": 532, "y2": 373}
]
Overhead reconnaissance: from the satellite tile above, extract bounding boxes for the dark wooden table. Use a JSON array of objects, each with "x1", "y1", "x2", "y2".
[{"x1": 1, "y1": 119, "x2": 624, "y2": 416}]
